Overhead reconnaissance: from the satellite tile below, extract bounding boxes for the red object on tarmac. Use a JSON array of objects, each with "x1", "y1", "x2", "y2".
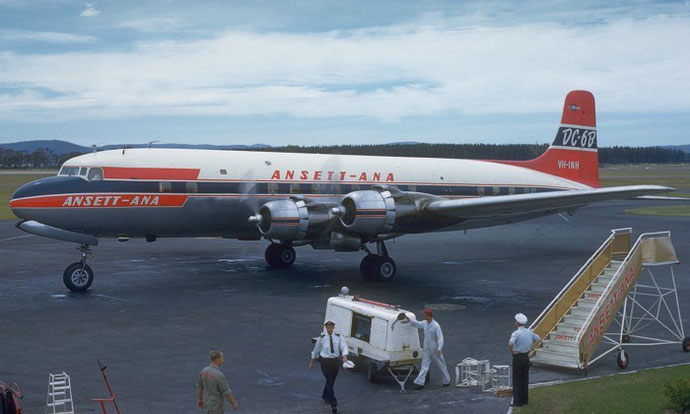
[{"x1": 91, "y1": 358, "x2": 121, "y2": 414}]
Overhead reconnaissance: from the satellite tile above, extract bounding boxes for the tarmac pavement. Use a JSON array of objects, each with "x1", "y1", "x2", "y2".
[{"x1": 0, "y1": 199, "x2": 689, "y2": 413}]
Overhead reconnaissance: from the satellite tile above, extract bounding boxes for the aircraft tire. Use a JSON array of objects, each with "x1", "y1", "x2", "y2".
[
  {"x1": 371, "y1": 256, "x2": 396, "y2": 282},
  {"x1": 63, "y1": 262, "x2": 94, "y2": 292},
  {"x1": 275, "y1": 245, "x2": 296, "y2": 267},
  {"x1": 264, "y1": 244, "x2": 281, "y2": 266},
  {"x1": 682, "y1": 337, "x2": 690, "y2": 352},
  {"x1": 359, "y1": 255, "x2": 376, "y2": 280}
]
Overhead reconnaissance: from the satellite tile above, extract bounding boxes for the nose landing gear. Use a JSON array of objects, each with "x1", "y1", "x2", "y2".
[{"x1": 63, "y1": 244, "x2": 94, "y2": 292}]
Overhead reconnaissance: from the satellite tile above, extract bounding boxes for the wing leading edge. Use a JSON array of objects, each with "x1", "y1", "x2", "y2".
[{"x1": 424, "y1": 185, "x2": 674, "y2": 219}]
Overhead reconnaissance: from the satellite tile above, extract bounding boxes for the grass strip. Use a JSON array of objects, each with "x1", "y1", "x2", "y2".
[{"x1": 514, "y1": 364, "x2": 690, "y2": 414}]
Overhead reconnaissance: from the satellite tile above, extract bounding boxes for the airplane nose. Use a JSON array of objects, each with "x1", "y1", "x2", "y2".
[{"x1": 10, "y1": 176, "x2": 73, "y2": 218}]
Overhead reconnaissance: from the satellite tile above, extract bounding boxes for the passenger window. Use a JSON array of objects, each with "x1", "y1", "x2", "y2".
[
  {"x1": 220, "y1": 169, "x2": 227, "y2": 175},
  {"x1": 87, "y1": 168, "x2": 103, "y2": 181},
  {"x1": 159, "y1": 182, "x2": 172, "y2": 193},
  {"x1": 509, "y1": 187, "x2": 516, "y2": 195},
  {"x1": 186, "y1": 182, "x2": 198, "y2": 193},
  {"x1": 290, "y1": 183, "x2": 300, "y2": 194},
  {"x1": 477, "y1": 187, "x2": 485, "y2": 196},
  {"x1": 350, "y1": 312, "x2": 372, "y2": 343},
  {"x1": 493, "y1": 186, "x2": 501, "y2": 196},
  {"x1": 268, "y1": 182, "x2": 278, "y2": 195},
  {"x1": 311, "y1": 184, "x2": 320, "y2": 194}
]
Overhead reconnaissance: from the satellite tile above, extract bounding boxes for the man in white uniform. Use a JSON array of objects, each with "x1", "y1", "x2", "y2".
[
  {"x1": 508, "y1": 312, "x2": 540, "y2": 407},
  {"x1": 404, "y1": 308, "x2": 451, "y2": 389},
  {"x1": 310, "y1": 319, "x2": 349, "y2": 414}
]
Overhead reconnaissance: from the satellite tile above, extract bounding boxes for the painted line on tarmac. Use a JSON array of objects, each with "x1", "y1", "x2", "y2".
[{"x1": 0, "y1": 234, "x2": 32, "y2": 242}]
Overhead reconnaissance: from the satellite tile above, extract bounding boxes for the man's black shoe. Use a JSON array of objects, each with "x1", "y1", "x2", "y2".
[{"x1": 331, "y1": 407, "x2": 337, "y2": 413}]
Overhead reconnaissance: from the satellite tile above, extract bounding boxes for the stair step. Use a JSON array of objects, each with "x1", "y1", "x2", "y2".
[
  {"x1": 564, "y1": 314, "x2": 588, "y2": 326},
  {"x1": 532, "y1": 348, "x2": 580, "y2": 368},
  {"x1": 570, "y1": 307, "x2": 595, "y2": 318},
  {"x1": 541, "y1": 340, "x2": 579, "y2": 354},
  {"x1": 549, "y1": 331, "x2": 578, "y2": 342},
  {"x1": 574, "y1": 300, "x2": 596, "y2": 310},
  {"x1": 554, "y1": 323, "x2": 583, "y2": 336}
]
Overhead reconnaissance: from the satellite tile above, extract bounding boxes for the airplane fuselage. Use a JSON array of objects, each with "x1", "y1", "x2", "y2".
[{"x1": 10, "y1": 148, "x2": 588, "y2": 239}]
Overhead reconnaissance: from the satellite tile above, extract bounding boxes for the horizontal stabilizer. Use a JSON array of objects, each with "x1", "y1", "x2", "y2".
[{"x1": 424, "y1": 185, "x2": 674, "y2": 219}]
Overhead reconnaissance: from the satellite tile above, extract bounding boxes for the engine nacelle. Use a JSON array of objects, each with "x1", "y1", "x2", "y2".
[
  {"x1": 249, "y1": 199, "x2": 309, "y2": 241},
  {"x1": 332, "y1": 190, "x2": 395, "y2": 235}
]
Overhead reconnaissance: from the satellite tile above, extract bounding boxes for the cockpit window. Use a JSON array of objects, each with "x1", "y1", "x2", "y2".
[
  {"x1": 79, "y1": 167, "x2": 88, "y2": 176},
  {"x1": 87, "y1": 167, "x2": 103, "y2": 181},
  {"x1": 59, "y1": 166, "x2": 80, "y2": 176}
]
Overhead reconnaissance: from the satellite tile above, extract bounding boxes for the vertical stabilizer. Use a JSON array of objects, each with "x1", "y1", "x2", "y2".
[{"x1": 501, "y1": 91, "x2": 599, "y2": 187}]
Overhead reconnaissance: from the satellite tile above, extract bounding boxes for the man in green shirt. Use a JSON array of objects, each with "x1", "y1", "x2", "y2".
[{"x1": 197, "y1": 350, "x2": 239, "y2": 413}]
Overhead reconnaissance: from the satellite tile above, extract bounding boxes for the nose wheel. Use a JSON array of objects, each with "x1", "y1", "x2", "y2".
[
  {"x1": 63, "y1": 244, "x2": 94, "y2": 292},
  {"x1": 265, "y1": 243, "x2": 296, "y2": 267}
]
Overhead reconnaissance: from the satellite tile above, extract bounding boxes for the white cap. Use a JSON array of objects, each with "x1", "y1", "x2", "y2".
[
  {"x1": 343, "y1": 360, "x2": 355, "y2": 369},
  {"x1": 515, "y1": 313, "x2": 528, "y2": 325},
  {"x1": 324, "y1": 319, "x2": 336, "y2": 326}
]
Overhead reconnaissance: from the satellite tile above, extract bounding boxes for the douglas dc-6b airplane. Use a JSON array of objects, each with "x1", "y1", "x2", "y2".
[{"x1": 10, "y1": 91, "x2": 672, "y2": 291}]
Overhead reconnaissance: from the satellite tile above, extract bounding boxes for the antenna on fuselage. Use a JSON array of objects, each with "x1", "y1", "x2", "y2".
[
  {"x1": 147, "y1": 140, "x2": 159, "y2": 149},
  {"x1": 92, "y1": 145, "x2": 97, "y2": 153}
]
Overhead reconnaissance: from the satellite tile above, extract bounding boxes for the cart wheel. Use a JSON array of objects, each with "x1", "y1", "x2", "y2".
[
  {"x1": 616, "y1": 349, "x2": 629, "y2": 369},
  {"x1": 425, "y1": 371, "x2": 430, "y2": 385},
  {"x1": 368, "y1": 363, "x2": 379, "y2": 383},
  {"x1": 683, "y1": 337, "x2": 690, "y2": 353},
  {"x1": 621, "y1": 333, "x2": 630, "y2": 343}
]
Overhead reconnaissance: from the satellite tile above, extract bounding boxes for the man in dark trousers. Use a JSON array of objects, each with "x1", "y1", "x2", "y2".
[
  {"x1": 310, "y1": 320, "x2": 349, "y2": 414},
  {"x1": 508, "y1": 313, "x2": 540, "y2": 407}
]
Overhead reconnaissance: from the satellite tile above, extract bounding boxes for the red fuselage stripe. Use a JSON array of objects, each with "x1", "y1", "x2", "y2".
[{"x1": 102, "y1": 167, "x2": 200, "y2": 180}]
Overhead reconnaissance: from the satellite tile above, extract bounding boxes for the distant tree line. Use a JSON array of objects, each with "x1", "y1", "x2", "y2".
[
  {"x1": 0, "y1": 144, "x2": 687, "y2": 169},
  {"x1": 0, "y1": 148, "x2": 85, "y2": 169}
]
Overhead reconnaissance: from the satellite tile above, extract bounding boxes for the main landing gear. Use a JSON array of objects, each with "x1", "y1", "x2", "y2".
[
  {"x1": 360, "y1": 241, "x2": 397, "y2": 282},
  {"x1": 264, "y1": 243, "x2": 296, "y2": 267},
  {"x1": 63, "y1": 244, "x2": 94, "y2": 292}
]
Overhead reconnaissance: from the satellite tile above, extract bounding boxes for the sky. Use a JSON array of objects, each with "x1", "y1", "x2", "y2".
[{"x1": 1, "y1": 0, "x2": 689, "y2": 147}]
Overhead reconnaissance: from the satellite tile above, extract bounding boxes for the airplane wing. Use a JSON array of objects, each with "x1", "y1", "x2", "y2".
[{"x1": 424, "y1": 185, "x2": 674, "y2": 219}]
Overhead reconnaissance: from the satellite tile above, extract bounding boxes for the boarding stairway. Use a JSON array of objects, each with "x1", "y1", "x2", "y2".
[
  {"x1": 46, "y1": 372, "x2": 74, "y2": 414},
  {"x1": 529, "y1": 228, "x2": 680, "y2": 371}
]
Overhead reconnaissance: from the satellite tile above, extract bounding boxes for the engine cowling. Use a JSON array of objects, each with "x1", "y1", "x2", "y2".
[
  {"x1": 333, "y1": 190, "x2": 395, "y2": 235},
  {"x1": 249, "y1": 199, "x2": 309, "y2": 241}
]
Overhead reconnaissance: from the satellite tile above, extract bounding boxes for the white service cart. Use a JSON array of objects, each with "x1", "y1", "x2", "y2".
[{"x1": 314, "y1": 288, "x2": 423, "y2": 392}]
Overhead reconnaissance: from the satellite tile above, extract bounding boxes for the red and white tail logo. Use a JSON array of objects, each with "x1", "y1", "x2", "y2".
[{"x1": 501, "y1": 90, "x2": 599, "y2": 187}]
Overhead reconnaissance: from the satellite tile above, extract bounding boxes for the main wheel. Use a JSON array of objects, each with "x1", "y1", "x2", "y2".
[
  {"x1": 264, "y1": 243, "x2": 281, "y2": 266},
  {"x1": 616, "y1": 349, "x2": 629, "y2": 369},
  {"x1": 274, "y1": 245, "x2": 296, "y2": 267},
  {"x1": 359, "y1": 255, "x2": 375, "y2": 280},
  {"x1": 367, "y1": 362, "x2": 379, "y2": 383},
  {"x1": 371, "y1": 256, "x2": 396, "y2": 282},
  {"x1": 682, "y1": 337, "x2": 690, "y2": 352},
  {"x1": 63, "y1": 262, "x2": 94, "y2": 292}
]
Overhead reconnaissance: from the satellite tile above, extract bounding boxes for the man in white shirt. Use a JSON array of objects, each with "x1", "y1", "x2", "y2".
[
  {"x1": 508, "y1": 312, "x2": 541, "y2": 407},
  {"x1": 404, "y1": 308, "x2": 451, "y2": 389},
  {"x1": 310, "y1": 320, "x2": 349, "y2": 414}
]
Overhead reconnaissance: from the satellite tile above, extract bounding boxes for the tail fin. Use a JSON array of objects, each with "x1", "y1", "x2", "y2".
[{"x1": 503, "y1": 91, "x2": 599, "y2": 187}]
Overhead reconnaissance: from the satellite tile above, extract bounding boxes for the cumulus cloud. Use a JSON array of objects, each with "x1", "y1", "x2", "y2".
[
  {"x1": 1, "y1": 15, "x2": 689, "y2": 122},
  {"x1": 79, "y1": 2, "x2": 100, "y2": 17}
]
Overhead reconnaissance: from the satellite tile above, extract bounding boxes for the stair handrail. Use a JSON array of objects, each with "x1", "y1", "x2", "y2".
[
  {"x1": 529, "y1": 227, "x2": 631, "y2": 348},
  {"x1": 574, "y1": 231, "x2": 673, "y2": 366}
]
